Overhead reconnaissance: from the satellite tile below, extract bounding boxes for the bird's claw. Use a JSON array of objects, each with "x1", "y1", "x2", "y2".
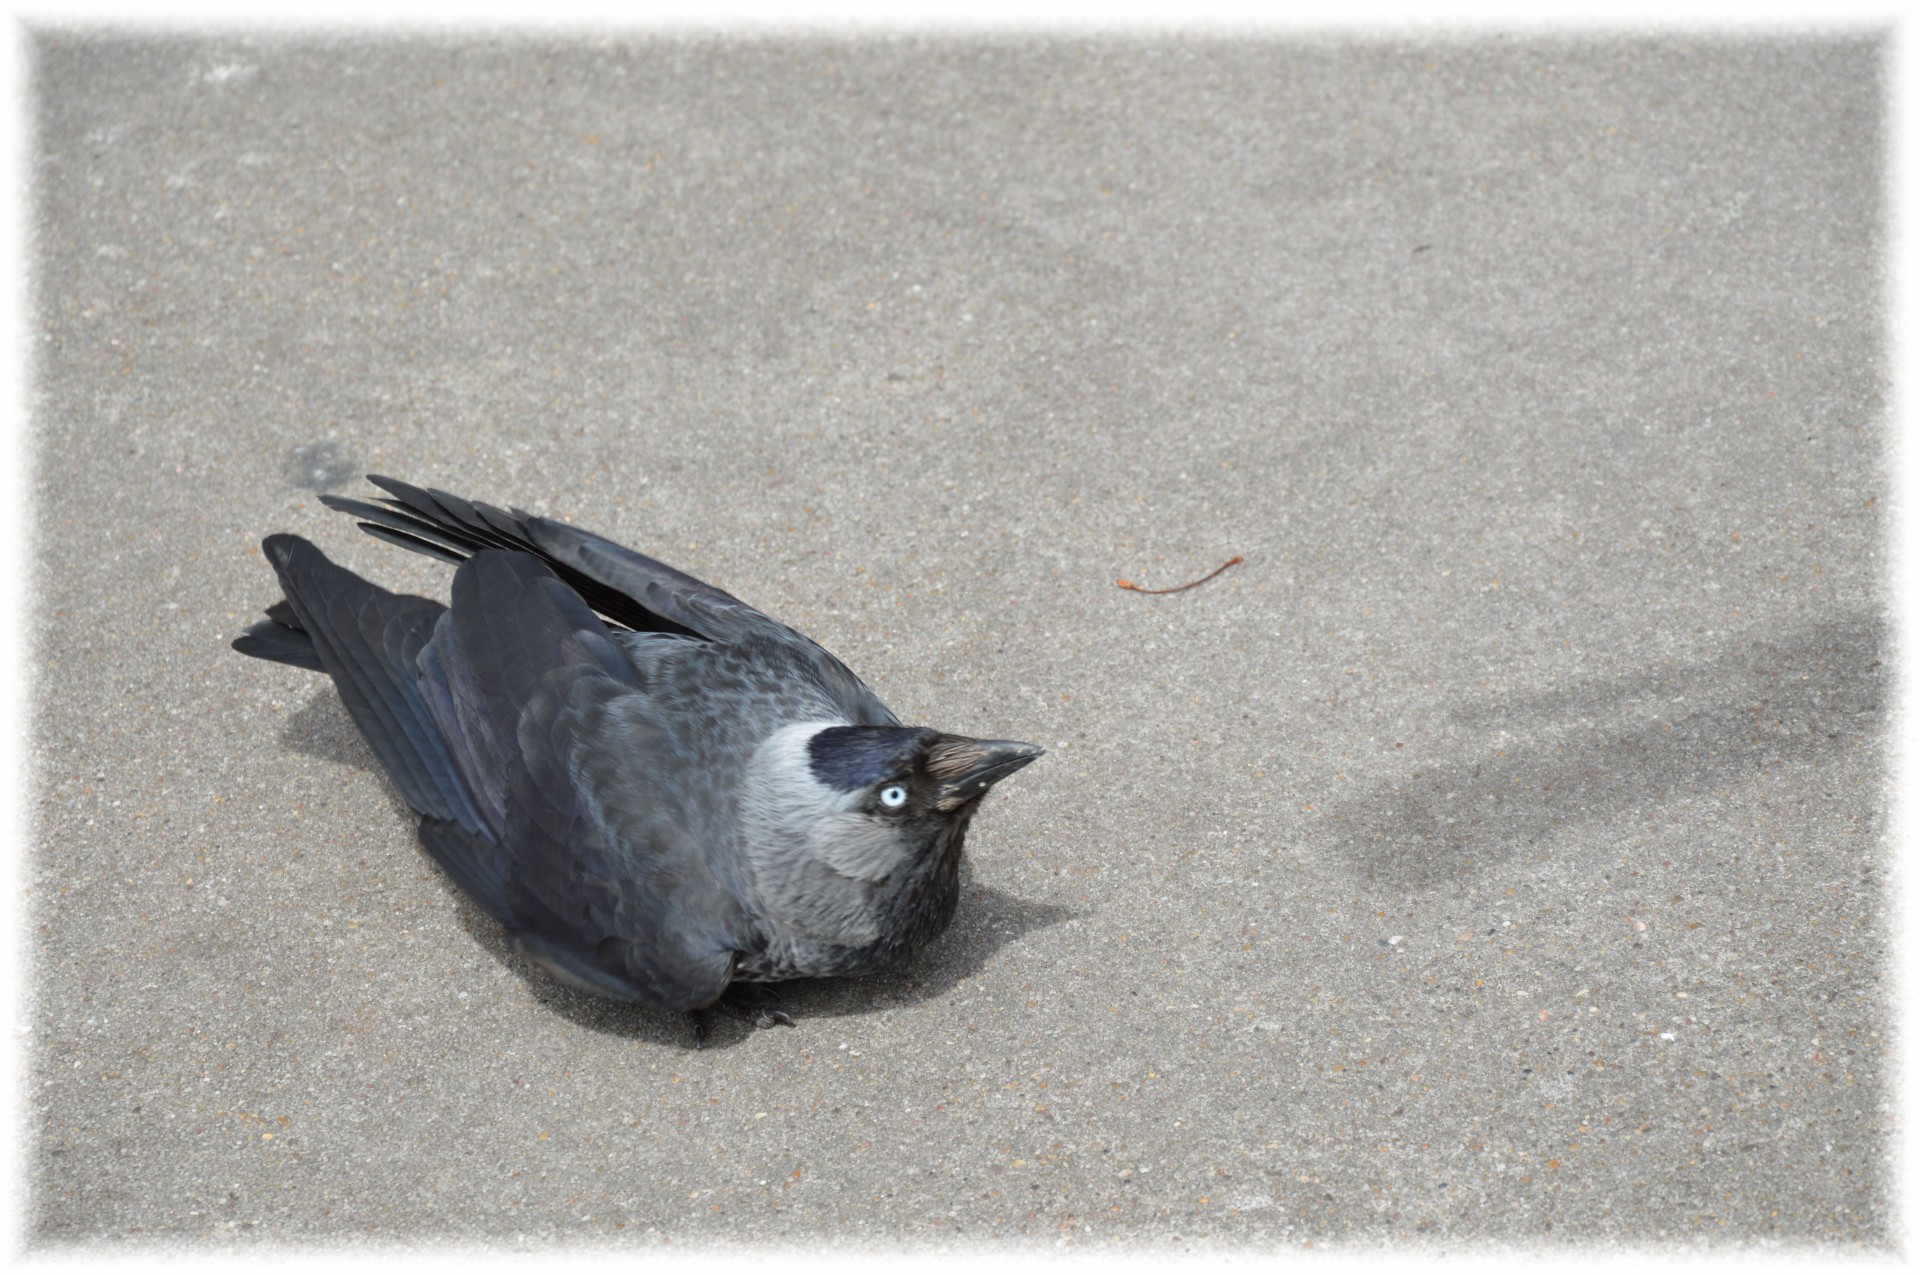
[{"x1": 689, "y1": 986, "x2": 796, "y2": 1047}]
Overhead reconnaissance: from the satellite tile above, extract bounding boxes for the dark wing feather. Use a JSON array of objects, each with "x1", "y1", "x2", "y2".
[
  {"x1": 320, "y1": 476, "x2": 704, "y2": 638},
  {"x1": 323, "y1": 474, "x2": 896, "y2": 725},
  {"x1": 420, "y1": 550, "x2": 748, "y2": 1011}
]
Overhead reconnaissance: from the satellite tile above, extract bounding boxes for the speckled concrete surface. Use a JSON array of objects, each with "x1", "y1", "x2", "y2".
[{"x1": 27, "y1": 33, "x2": 1891, "y2": 1250}]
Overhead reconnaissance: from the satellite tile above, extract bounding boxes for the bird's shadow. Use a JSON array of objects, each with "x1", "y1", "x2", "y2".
[
  {"x1": 281, "y1": 688, "x2": 385, "y2": 778},
  {"x1": 1325, "y1": 610, "x2": 1886, "y2": 888},
  {"x1": 277, "y1": 687, "x2": 1073, "y2": 1050},
  {"x1": 462, "y1": 869, "x2": 1074, "y2": 1051}
]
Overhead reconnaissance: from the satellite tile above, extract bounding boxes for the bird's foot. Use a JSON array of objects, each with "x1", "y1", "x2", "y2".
[{"x1": 689, "y1": 984, "x2": 796, "y2": 1049}]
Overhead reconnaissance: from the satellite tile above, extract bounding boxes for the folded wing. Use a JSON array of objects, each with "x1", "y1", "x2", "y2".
[{"x1": 244, "y1": 537, "x2": 751, "y2": 1011}]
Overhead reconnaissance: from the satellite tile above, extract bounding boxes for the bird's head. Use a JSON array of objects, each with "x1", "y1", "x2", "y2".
[
  {"x1": 738, "y1": 723, "x2": 1043, "y2": 956},
  {"x1": 741, "y1": 722, "x2": 1042, "y2": 888},
  {"x1": 805, "y1": 725, "x2": 1044, "y2": 820}
]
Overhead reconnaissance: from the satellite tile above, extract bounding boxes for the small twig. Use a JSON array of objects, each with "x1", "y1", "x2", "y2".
[{"x1": 1115, "y1": 555, "x2": 1244, "y2": 595}]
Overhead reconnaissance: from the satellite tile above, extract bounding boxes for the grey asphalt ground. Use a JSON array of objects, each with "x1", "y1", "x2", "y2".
[{"x1": 25, "y1": 31, "x2": 1892, "y2": 1251}]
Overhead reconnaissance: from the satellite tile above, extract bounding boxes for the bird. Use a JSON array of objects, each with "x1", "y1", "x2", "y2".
[{"x1": 232, "y1": 475, "x2": 1042, "y2": 1045}]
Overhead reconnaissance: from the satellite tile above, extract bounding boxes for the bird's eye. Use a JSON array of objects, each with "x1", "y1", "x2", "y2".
[{"x1": 878, "y1": 784, "x2": 909, "y2": 809}]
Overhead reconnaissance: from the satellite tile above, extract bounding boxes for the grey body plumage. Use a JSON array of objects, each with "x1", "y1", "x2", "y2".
[{"x1": 232, "y1": 476, "x2": 1041, "y2": 1038}]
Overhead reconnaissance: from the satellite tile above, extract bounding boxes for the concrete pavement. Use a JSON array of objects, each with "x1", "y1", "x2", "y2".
[{"x1": 26, "y1": 32, "x2": 1892, "y2": 1249}]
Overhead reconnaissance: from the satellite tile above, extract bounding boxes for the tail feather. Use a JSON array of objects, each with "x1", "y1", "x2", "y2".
[
  {"x1": 231, "y1": 617, "x2": 325, "y2": 672},
  {"x1": 247, "y1": 534, "x2": 484, "y2": 836}
]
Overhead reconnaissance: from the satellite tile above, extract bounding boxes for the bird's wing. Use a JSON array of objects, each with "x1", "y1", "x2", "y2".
[
  {"x1": 418, "y1": 549, "x2": 754, "y2": 1011},
  {"x1": 322, "y1": 475, "x2": 896, "y2": 726}
]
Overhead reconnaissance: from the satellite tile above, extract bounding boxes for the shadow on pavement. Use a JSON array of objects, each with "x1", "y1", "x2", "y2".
[
  {"x1": 1328, "y1": 610, "x2": 1887, "y2": 888},
  {"x1": 453, "y1": 874, "x2": 1071, "y2": 1052}
]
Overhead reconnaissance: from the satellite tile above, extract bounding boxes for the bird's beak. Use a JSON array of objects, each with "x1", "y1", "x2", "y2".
[{"x1": 927, "y1": 737, "x2": 1046, "y2": 810}]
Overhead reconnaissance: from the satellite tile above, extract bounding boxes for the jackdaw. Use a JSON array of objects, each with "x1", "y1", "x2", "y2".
[{"x1": 233, "y1": 476, "x2": 1042, "y2": 1045}]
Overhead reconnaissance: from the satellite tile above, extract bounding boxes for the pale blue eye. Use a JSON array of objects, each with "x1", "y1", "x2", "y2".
[{"x1": 879, "y1": 784, "x2": 909, "y2": 809}]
